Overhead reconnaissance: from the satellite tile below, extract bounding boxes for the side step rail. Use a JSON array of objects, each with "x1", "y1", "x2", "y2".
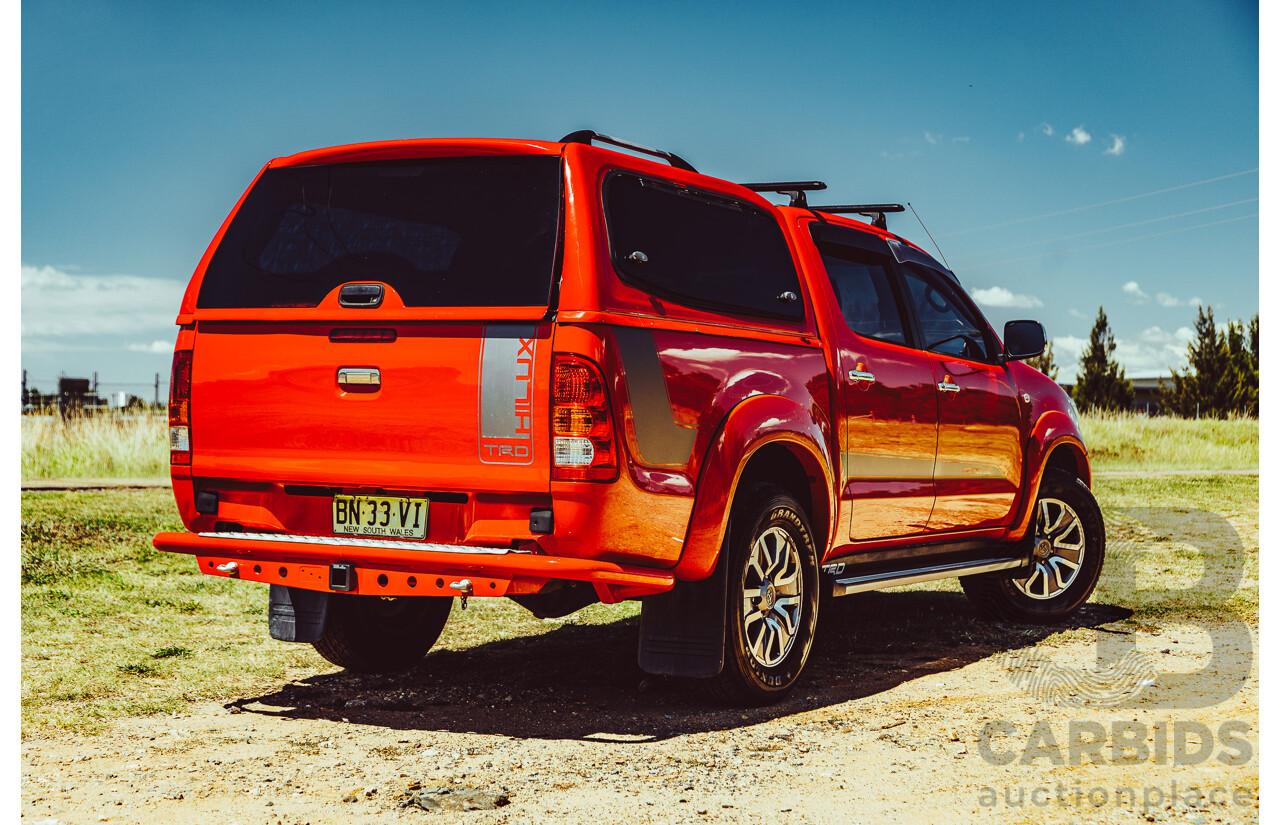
[{"x1": 829, "y1": 557, "x2": 1027, "y2": 597}]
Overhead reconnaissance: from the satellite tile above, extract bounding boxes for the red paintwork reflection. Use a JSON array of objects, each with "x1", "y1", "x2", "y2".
[
  {"x1": 653, "y1": 330, "x2": 831, "y2": 482},
  {"x1": 924, "y1": 353, "x2": 1023, "y2": 531}
]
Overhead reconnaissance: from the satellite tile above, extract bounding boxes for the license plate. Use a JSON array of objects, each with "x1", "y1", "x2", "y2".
[{"x1": 332, "y1": 495, "x2": 428, "y2": 539}]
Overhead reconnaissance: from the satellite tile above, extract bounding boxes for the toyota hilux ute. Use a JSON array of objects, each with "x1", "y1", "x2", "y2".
[{"x1": 154, "y1": 131, "x2": 1103, "y2": 705}]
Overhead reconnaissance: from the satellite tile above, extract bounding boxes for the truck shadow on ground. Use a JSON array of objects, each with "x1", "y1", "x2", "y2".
[{"x1": 231, "y1": 592, "x2": 1131, "y2": 741}]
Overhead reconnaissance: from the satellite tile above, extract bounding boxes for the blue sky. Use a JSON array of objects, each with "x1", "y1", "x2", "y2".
[{"x1": 20, "y1": 0, "x2": 1259, "y2": 395}]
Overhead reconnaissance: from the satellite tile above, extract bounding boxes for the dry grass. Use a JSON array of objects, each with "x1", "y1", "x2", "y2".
[
  {"x1": 19, "y1": 408, "x2": 1256, "y2": 480},
  {"x1": 21, "y1": 413, "x2": 168, "y2": 479},
  {"x1": 1079, "y1": 411, "x2": 1258, "y2": 471}
]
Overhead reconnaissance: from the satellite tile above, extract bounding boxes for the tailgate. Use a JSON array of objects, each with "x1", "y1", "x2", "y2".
[{"x1": 190, "y1": 321, "x2": 552, "y2": 492}]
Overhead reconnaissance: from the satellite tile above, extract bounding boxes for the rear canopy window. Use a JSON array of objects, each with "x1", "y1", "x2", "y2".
[
  {"x1": 604, "y1": 173, "x2": 803, "y2": 321},
  {"x1": 198, "y1": 156, "x2": 562, "y2": 308}
]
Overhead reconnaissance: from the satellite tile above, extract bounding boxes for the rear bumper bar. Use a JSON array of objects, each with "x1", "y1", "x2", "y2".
[{"x1": 153, "y1": 531, "x2": 675, "y2": 603}]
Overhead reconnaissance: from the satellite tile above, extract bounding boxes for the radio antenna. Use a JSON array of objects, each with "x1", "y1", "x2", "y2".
[{"x1": 907, "y1": 202, "x2": 952, "y2": 270}]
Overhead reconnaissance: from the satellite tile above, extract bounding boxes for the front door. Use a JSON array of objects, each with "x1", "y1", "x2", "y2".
[
  {"x1": 899, "y1": 264, "x2": 1023, "y2": 531},
  {"x1": 812, "y1": 226, "x2": 940, "y2": 540}
]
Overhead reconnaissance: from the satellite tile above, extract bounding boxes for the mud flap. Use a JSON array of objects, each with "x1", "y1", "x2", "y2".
[
  {"x1": 268, "y1": 584, "x2": 330, "y2": 643},
  {"x1": 637, "y1": 556, "x2": 727, "y2": 677}
]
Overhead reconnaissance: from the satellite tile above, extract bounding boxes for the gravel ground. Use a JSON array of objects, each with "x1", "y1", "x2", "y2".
[{"x1": 21, "y1": 612, "x2": 1258, "y2": 825}]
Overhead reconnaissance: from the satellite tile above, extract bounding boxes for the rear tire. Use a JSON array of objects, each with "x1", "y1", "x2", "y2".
[
  {"x1": 312, "y1": 595, "x2": 452, "y2": 673},
  {"x1": 703, "y1": 483, "x2": 820, "y2": 705},
  {"x1": 961, "y1": 469, "x2": 1105, "y2": 624}
]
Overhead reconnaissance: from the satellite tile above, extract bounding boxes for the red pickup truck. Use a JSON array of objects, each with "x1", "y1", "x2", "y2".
[{"x1": 154, "y1": 131, "x2": 1103, "y2": 705}]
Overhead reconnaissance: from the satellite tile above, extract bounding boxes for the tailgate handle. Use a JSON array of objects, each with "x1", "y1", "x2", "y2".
[
  {"x1": 338, "y1": 368, "x2": 381, "y2": 387},
  {"x1": 338, "y1": 282, "x2": 384, "y2": 308}
]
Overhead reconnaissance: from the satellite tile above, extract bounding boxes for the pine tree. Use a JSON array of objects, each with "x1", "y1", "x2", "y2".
[
  {"x1": 1026, "y1": 340, "x2": 1059, "y2": 381},
  {"x1": 1225, "y1": 313, "x2": 1259, "y2": 416},
  {"x1": 1072, "y1": 306, "x2": 1134, "y2": 412},
  {"x1": 1162, "y1": 305, "x2": 1236, "y2": 418}
]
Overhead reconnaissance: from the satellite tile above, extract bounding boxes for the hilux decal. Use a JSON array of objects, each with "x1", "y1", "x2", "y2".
[{"x1": 478, "y1": 324, "x2": 536, "y2": 465}]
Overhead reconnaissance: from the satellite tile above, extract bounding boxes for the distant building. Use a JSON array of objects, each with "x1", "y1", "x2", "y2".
[{"x1": 57, "y1": 377, "x2": 109, "y2": 416}]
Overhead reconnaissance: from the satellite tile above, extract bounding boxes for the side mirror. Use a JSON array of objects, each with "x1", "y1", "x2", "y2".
[{"x1": 1003, "y1": 320, "x2": 1046, "y2": 361}]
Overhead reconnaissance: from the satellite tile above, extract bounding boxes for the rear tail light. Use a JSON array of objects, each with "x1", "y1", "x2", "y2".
[
  {"x1": 169, "y1": 350, "x2": 193, "y2": 465},
  {"x1": 552, "y1": 355, "x2": 617, "y2": 481}
]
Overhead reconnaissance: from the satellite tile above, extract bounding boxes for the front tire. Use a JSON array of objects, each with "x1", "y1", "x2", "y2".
[
  {"x1": 704, "y1": 483, "x2": 820, "y2": 705},
  {"x1": 312, "y1": 595, "x2": 452, "y2": 673},
  {"x1": 962, "y1": 469, "x2": 1105, "y2": 623}
]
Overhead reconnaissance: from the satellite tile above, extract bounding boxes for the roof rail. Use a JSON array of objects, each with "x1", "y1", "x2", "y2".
[
  {"x1": 810, "y1": 203, "x2": 905, "y2": 230},
  {"x1": 739, "y1": 181, "x2": 827, "y2": 207},
  {"x1": 560, "y1": 130, "x2": 697, "y2": 173}
]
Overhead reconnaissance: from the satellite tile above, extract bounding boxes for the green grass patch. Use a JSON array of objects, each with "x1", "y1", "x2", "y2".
[
  {"x1": 1080, "y1": 411, "x2": 1257, "y2": 471},
  {"x1": 21, "y1": 471, "x2": 1256, "y2": 735},
  {"x1": 20, "y1": 487, "x2": 639, "y2": 734}
]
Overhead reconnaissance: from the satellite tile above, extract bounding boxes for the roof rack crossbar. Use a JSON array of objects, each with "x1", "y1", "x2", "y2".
[
  {"x1": 739, "y1": 181, "x2": 827, "y2": 207},
  {"x1": 560, "y1": 130, "x2": 697, "y2": 173},
  {"x1": 811, "y1": 203, "x2": 906, "y2": 230}
]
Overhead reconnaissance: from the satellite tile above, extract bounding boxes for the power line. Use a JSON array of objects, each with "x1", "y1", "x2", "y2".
[
  {"x1": 939, "y1": 168, "x2": 1259, "y2": 237},
  {"x1": 951, "y1": 198, "x2": 1258, "y2": 260},
  {"x1": 960, "y1": 213, "x2": 1257, "y2": 272}
]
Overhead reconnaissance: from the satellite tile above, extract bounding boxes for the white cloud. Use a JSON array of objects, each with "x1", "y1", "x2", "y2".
[
  {"x1": 1056, "y1": 328, "x2": 1193, "y2": 380},
  {"x1": 924, "y1": 131, "x2": 939, "y2": 145},
  {"x1": 970, "y1": 286, "x2": 1044, "y2": 309},
  {"x1": 1156, "y1": 292, "x2": 1181, "y2": 307},
  {"x1": 1054, "y1": 335, "x2": 1089, "y2": 367},
  {"x1": 127, "y1": 340, "x2": 175, "y2": 354},
  {"x1": 1104, "y1": 134, "x2": 1126, "y2": 156},
  {"x1": 1122, "y1": 280, "x2": 1148, "y2": 302},
  {"x1": 1065, "y1": 125, "x2": 1092, "y2": 145},
  {"x1": 1017, "y1": 132, "x2": 1025, "y2": 142},
  {"x1": 1040, "y1": 123, "x2": 1054, "y2": 137},
  {"x1": 22, "y1": 264, "x2": 186, "y2": 337},
  {"x1": 1113, "y1": 328, "x2": 1193, "y2": 376},
  {"x1": 1138, "y1": 325, "x2": 1193, "y2": 345},
  {"x1": 951, "y1": 136, "x2": 970, "y2": 143},
  {"x1": 1188, "y1": 296, "x2": 1202, "y2": 307},
  {"x1": 1068, "y1": 308, "x2": 1089, "y2": 320}
]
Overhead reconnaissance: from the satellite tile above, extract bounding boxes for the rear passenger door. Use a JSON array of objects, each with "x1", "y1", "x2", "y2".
[
  {"x1": 811, "y1": 225, "x2": 939, "y2": 540},
  {"x1": 898, "y1": 263, "x2": 1023, "y2": 531}
]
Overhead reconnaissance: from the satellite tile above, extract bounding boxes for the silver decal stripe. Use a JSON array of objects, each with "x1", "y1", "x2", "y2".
[
  {"x1": 198, "y1": 532, "x2": 514, "y2": 555},
  {"x1": 612, "y1": 325, "x2": 697, "y2": 467},
  {"x1": 478, "y1": 324, "x2": 537, "y2": 465}
]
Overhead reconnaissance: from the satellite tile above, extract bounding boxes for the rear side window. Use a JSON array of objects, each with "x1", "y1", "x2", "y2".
[
  {"x1": 816, "y1": 242, "x2": 908, "y2": 345},
  {"x1": 603, "y1": 173, "x2": 803, "y2": 321},
  {"x1": 198, "y1": 156, "x2": 562, "y2": 308}
]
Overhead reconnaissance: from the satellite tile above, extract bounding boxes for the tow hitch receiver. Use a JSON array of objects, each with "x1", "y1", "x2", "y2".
[
  {"x1": 449, "y1": 578, "x2": 474, "y2": 608},
  {"x1": 329, "y1": 562, "x2": 355, "y2": 592}
]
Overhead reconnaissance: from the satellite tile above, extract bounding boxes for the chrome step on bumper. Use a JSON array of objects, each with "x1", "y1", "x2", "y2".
[
  {"x1": 198, "y1": 531, "x2": 519, "y2": 555},
  {"x1": 828, "y1": 557, "x2": 1028, "y2": 597}
]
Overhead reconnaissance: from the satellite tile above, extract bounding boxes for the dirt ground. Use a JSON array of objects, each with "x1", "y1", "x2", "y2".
[
  {"x1": 21, "y1": 604, "x2": 1257, "y2": 825},
  {"x1": 22, "y1": 486, "x2": 1259, "y2": 825}
]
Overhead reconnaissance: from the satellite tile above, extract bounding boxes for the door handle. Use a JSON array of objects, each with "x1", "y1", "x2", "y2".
[
  {"x1": 938, "y1": 382, "x2": 960, "y2": 393},
  {"x1": 848, "y1": 369, "x2": 877, "y2": 385},
  {"x1": 338, "y1": 368, "x2": 381, "y2": 387}
]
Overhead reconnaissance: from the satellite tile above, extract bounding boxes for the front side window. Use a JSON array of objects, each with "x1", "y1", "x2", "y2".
[
  {"x1": 603, "y1": 173, "x2": 803, "y2": 321},
  {"x1": 902, "y1": 264, "x2": 992, "y2": 361}
]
